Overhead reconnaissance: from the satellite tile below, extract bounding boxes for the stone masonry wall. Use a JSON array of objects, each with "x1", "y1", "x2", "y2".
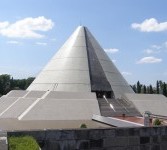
[{"x1": 8, "y1": 126, "x2": 167, "y2": 150}]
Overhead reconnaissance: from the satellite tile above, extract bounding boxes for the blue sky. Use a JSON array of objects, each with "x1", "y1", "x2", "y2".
[{"x1": 0, "y1": 0, "x2": 167, "y2": 85}]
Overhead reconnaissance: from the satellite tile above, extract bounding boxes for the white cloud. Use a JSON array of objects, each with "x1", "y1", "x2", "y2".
[
  {"x1": 122, "y1": 72, "x2": 132, "y2": 76},
  {"x1": 143, "y1": 49, "x2": 160, "y2": 54},
  {"x1": 7, "y1": 40, "x2": 22, "y2": 44},
  {"x1": 104, "y1": 48, "x2": 119, "y2": 53},
  {"x1": 131, "y1": 18, "x2": 167, "y2": 32},
  {"x1": 151, "y1": 45, "x2": 161, "y2": 49},
  {"x1": 0, "y1": 16, "x2": 54, "y2": 38},
  {"x1": 137, "y1": 56, "x2": 162, "y2": 64},
  {"x1": 144, "y1": 49, "x2": 154, "y2": 54},
  {"x1": 0, "y1": 21, "x2": 9, "y2": 29},
  {"x1": 36, "y1": 42, "x2": 47, "y2": 46}
]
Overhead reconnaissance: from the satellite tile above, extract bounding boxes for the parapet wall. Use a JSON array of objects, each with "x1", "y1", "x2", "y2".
[{"x1": 8, "y1": 126, "x2": 167, "y2": 150}]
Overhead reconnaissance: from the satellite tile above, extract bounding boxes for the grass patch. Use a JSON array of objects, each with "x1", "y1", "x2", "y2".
[{"x1": 8, "y1": 136, "x2": 39, "y2": 150}]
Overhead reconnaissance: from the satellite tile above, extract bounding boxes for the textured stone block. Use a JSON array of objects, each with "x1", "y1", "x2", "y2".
[
  {"x1": 140, "y1": 144, "x2": 151, "y2": 150},
  {"x1": 103, "y1": 129, "x2": 115, "y2": 138},
  {"x1": 161, "y1": 135, "x2": 167, "y2": 143},
  {"x1": 78, "y1": 140, "x2": 89, "y2": 149},
  {"x1": 45, "y1": 140, "x2": 61, "y2": 150},
  {"x1": 46, "y1": 130, "x2": 76, "y2": 140},
  {"x1": 105, "y1": 146, "x2": 140, "y2": 150},
  {"x1": 128, "y1": 128, "x2": 140, "y2": 136},
  {"x1": 105, "y1": 147, "x2": 124, "y2": 150},
  {"x1": 61, "y1": 140, "x2": 77, "y2": 150},
  {"x1": 160, "y1": 143, "x2": 167, "y2": 150},
  {"x1": 88, "y1": 129, "x2": 104, "y2": 139},
  {"x1": 150, "y1": 127, "x2": 161, "y2": 136},
  {"x1": 126, "y1": 146, "x2": 140, "y2": 150},
  {"x1": 45, "y1": 140, "x2": 77, "y2": 150},
  {"x1": 29, "y1": 131, "x2": 46, "y2": 140},
  {"x1": 115, "y1": 128, "x2": 128, "y2": 136},
  {"x1": 90, "y1": 139, "x2": 103, "y2": 148},
  {"x1": 160, "y1": 127, "x2": 166, "y2": 136},
  {"x1": 75, "y1": 129, "x2": 89, "y2": 140},
  {"x1": 151, "y1": 144, "x2": 160, "y2": 150},
  {"x1": 128, "y1": 136, "x2": 140, "y2": 146},
  {"x1": 151, "y1": 136, "x2": 160, "y2": 144},
  {"x1": 45, "y1": 130, "x2": 61, "y2": 140},
  {"x1": 140, "y1": 137, "x2": 150, "y2": 144},
  {"x1": 104, "y1": 137, "x2": 128, "y2": 147},
  {"x1": 139, "y1": 128, "x2": 151, "y2": 136}
]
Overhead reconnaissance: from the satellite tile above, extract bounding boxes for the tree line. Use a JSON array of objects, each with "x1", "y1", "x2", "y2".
[
  {"x1": 0, "y1": 74, "x2": 167, "y2": 97},
  {"x1": 0, "y1": 74, "x2": 35, "y2": 96},
  {"x1": 131, "y1": 80, "x2": 167, "y2": 97}
]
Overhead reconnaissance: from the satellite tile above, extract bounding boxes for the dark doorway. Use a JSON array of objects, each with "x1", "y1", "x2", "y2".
[{"x1": 95, "y1": 91, "x2": 113, "y2": 98}]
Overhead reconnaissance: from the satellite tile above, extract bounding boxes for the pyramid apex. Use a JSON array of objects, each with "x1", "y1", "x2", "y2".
[{"x1": 77, "y1": 25, "x2": 85, "y2": 28}]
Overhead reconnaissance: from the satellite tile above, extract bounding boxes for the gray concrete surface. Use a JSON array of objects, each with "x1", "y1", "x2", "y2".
[
  {"x1": 22, "y1": 98, "x2": 100, "y2": 120},
  {"x1": 1, "y1": 98, "x2": 37, "y2": 118}
]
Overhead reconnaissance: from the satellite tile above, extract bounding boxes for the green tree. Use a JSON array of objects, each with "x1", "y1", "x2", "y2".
[
  {"x1": 20, "y1": 79, "x2": 26, "y2": 89},
  {"x1": 149, "y1": 85, "x2": 153, "y2": 94},
  {"x1": 0, "y1": 74, "x2": 35, "y2": 96},
  {"x1": 163, "y1": 82, "x2": 167, "y2": 97},
  {"x1": 25, "y1": 77, "x2": 35, "y2": 89},
  {"x1": 159, "y1": 80, "x2": 163, "y2": 94},
  {"x1": 156, "y1": 80, "x2": 160, "y2": 94},
  {"x1": 146, "y1": 86, "x2": 150, "y2": 94},
  {"x1": 0, "y1": 74, "x2": 11, "y2": 95},
  {"x1": 10, "y1": 77, "x2": 14, "y2": 90},
  {"x1": 143, "y1": 85, "x2": 146, "y2": 94},
  {"x1": 137, "y1": 81, "x2": 141, "y2": 93},
  {"x1": 132, "y1": 85, "x2": 137, "y2": 93},
  {"x1": 131, "y1": 81, "x2": 167, "y2": 97}
]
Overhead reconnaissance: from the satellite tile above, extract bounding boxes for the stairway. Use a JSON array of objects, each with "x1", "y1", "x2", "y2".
[{"x1": 97, "y1": 98, "x2": 141, "y2": 117}]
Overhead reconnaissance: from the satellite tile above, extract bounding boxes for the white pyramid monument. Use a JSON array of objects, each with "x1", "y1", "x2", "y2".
[
  {"x1": 1, "y1": 26, "x2": 167, "y2": 130},
  {"x1": 28, "y1": 26, "x2": 134, "y2": 98}
]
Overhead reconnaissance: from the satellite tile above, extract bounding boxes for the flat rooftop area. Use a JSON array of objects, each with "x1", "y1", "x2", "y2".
[{"x1": 0, "y1": 118, "x2": 111, "y2": 131}]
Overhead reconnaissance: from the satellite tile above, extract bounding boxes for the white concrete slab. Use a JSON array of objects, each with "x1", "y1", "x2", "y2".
[
  {"x1": 22, "y1": 98, "x2": 100, "y2": 120},
  {"x1": 122, "y1": 93, "x2": 167, "y2": 116}
]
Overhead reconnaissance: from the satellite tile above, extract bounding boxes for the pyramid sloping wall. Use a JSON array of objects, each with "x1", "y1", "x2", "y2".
[
  {"x1": 84, "y1": 27, "x2": 134, "y2": 98},
  {"x1": 28, "y1": 27, "x2": 91, "y2": 92},
  {"x1": 28, "y1": 26, "x2": 134, "y2": 98}
]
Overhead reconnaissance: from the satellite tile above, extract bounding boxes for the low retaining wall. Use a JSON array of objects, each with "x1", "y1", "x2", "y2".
[{"x1": 8, "y1": 126, "x2": 167, "y2": 150}]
